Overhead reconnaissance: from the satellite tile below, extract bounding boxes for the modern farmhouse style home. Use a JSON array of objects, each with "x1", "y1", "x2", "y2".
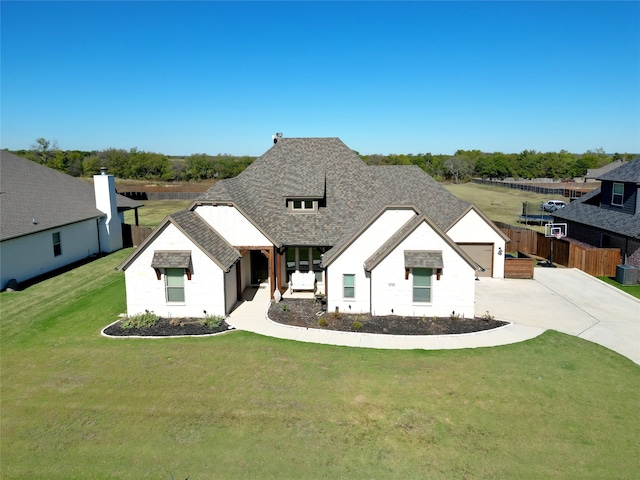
[{"x1": 119, "y1": 137, "x2": 508, "y2": 318}]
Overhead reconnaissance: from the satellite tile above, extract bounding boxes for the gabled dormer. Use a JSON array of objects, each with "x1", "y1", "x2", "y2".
[{"x1": 284, "y1": 164, "x2": 326, "y2": 214}]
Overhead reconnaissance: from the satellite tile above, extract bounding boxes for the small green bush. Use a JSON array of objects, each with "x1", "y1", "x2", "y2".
[
  {"x1": 202, "y1": 314, "x2": 224, "y2": 329},
  {"x1": 318, "y1": 317, "x2": 328, "y2": 327},
  {"x1": 121, "y1": 311, "x2": 159, "y2": 329},
  {"x1": 282, "y1": 304, "x2": 290, "y2": 312},
  {"x1": 352, "y1": 320, "x2": 363, "y2": 332},
  {"x1": 481, "y1": 310, "x2": 494, "y2": 322}
]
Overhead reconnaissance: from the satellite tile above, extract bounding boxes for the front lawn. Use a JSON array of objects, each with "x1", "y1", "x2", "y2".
[{"x1": 1, "y1": 249, "x2": 638, "y2": 479}]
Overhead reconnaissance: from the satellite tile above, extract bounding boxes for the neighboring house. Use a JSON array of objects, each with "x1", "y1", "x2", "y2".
[
  {"x1": 119, "y1": 138, "x2": 508, "y2": 318},
  {"x1": 553, "y1": 157, "x2": 640, "y2": 269},
  {"x1": 584, "y1": 160, "x2": 623, "y2": 182},
  {"x1": 0, "y1": 151, "x2": 141, "y2": 289}
]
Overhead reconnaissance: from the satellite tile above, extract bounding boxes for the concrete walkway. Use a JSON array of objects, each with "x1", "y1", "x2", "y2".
[{"x1": 226, "y1": 269, "x2": 640, "y2": 364}]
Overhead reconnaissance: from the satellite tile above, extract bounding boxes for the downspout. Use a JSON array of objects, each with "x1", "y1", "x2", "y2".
[
  {"x1": 365, "y1": 265, "x2": 372, "y2": 315},
  {"x1": 96, "y1": 218, "x2": 102, "y2": 254}
]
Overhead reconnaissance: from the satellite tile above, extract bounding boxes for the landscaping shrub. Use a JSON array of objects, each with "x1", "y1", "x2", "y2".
[
  {"x1": 121, "y1": 311, "x2": 159, "y2": 329},
  {"x1": 202, "y1": 314, "x2": 224, "y2": 329}
]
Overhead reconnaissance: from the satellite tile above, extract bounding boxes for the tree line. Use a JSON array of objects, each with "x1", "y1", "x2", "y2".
[
  {"x1": 10, "y1": 137, "x2": 635, "y2": 183},
  {"x1": 360, "y1": 148, "x2": 633, "y2": 182},
  {"x1": 12, "y1": 138, "x2": 255, "y2": 181}
]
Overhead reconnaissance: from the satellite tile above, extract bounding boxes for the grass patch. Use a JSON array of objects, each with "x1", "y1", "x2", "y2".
[
  {"x1": 597, "y1": 276, "x2": 640, "y2": 299},
  {"x1": 444, "y1": 183, "x2": 554, "y2": 231},
  {"x1": 1, "y1": 249, "x2": 639, "y2": 479},
  {"x1": 123, "y1": 199, "x2": 192, "y2": 227}
]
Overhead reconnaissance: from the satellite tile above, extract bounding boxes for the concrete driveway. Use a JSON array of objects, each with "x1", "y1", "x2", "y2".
[{"x1": 475, "y1": 268, "x2": 640, "y2": 364}]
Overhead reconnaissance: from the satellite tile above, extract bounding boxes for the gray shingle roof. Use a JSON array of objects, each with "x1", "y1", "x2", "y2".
[
  {"x1": 0, "y1": 150, "x2": 141, "y2": 241},
  {"x1": 119, "y1": 210, "x2": 241, "y2": 272},
  {"x1": 151, "y1": 251, "x2": 192, "y2": 268},
  {"x1": 404, "y1": 250, "x2": 444, "y2": 269},
  {"x1": 553, "y1": 188, "x2": 640, "y2": 239},
  {"x1": 362, "y1": 213, "x2": 478, "y2": 272},
  {"x1": 597, "y1": 156, "x2": 640, "y2": 183},
  {"x1": 168, "y1": 210, "x2": 241, "y2": 271},
  {"x1": 197, "y1": 138, "x2": 471, "y2": 250}
]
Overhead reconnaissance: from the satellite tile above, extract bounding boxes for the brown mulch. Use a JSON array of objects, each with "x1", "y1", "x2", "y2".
[
  {"x1": 268, "y1": 299, "x2": 507, "y2": 335},
  {"x1": 103, "y1": 317, "x2": 233, "y2": 337}
]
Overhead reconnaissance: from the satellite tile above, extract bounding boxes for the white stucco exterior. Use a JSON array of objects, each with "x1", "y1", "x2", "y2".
[
  {"x1": 94, "y1": 173, "x2": 123, "y2": 253},
  {"x1": 447, "y1": 208, "x2": 506, "y2": 278},
  {"x1": 0, "y1": 220, "x2": 100, "y2": 289},
  {"x1": 370, "y1": 222, "x2": 475, "y2": 317},
  {"x1": 326, "y1": 208, "x2": 419, "y2": 314},
  {"x1": 195, "y1": 205, "x2": 271, "y2": 247},
  {"x1": 124, "y1": 223, "x2": 235, "y2": 318}
]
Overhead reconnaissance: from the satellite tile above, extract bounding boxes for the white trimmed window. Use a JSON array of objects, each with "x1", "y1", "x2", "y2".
[
  {"x1": 289, "y1": 199, "x2": 317, "y2": 213},
  {"x1": 413, "y1": 268, "x2": 432, "y2": 303},
  {"x1": 165, "y1": 268, "x2": 185, "y2": 302},
  {"x1": 612, "y1": 183, "x2": 624, "y2": 206},
  {"x1": 52, "y1": 232, "x2": 62, "y2": 257},
  {"x1": 343, "y1": 274, "x2": 355, "y2": 299}
]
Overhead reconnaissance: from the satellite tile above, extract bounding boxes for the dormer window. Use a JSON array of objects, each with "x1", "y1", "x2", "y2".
[
  {"x1": 612, "y1": 183, "x2": 624, "y2": 206},
  {"x1": 288, "y1": 199, "x2": 318, "y2": 213},
  {"x1": 294, "y1": 200, "x2": 313, "y2": 210}
]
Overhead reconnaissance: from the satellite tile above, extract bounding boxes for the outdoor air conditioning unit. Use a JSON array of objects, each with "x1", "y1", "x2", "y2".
[{"x1": 615, "y1": 265, "x2": 639, "y2": 285}]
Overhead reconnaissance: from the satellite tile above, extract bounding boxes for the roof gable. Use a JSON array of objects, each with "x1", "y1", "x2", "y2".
[
  {"x1": 363, "y1": 214, "x2": 478, "y2": 272},
  {"x1": 119, "y1": 210, "x2": 241, "y2": 271},
  {"x1": 195, "y1": 138, "x2": 471, "y2": 249}
]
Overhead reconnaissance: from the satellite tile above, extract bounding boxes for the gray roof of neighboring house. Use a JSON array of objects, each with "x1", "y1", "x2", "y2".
[
  {"x1": 585, "y1": 160, "x2": 624, "y2": 180},
  {"x1": 597, "y1": 156, "x2": 640, "y2": 183},
  {"x1": 552, "y1": 187, "x2": 640, "y2": 239},
  {"x1": 119, "y1": 210, "x2": 241, "y2": 272},
  {"x1": 0, "y1": 150, "x2": 141, "y2": 242},
  {"x1": 197, "y1": 138, "x2": 472, "y2": 248}
]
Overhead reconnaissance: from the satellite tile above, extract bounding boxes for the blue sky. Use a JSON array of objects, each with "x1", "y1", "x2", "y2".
[{"x1": 2, "y1": 1, "x2": 639, "y2": 156}]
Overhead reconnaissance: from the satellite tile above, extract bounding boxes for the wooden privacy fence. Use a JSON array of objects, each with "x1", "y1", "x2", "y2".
[
  {"x1": 471, "y1": 178, "x2": 593, "y2": 199},
  {"x1": 122, "y1": 224, "x2": 153, "y2": 248},
  {"x1": 494, "y1": 221, "x2": 621, "y2": 277},
  {"x1": 567, "y1": 244, "x2": 620, "y2": 277}
]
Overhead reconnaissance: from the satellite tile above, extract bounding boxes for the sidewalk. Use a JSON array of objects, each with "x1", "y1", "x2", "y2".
[
  {"x1": 226, "y1": 283, "x2": 546, "y2": 352},
  {"x1": 227, "y1": 269, "x2": 639, "y2": 364}
]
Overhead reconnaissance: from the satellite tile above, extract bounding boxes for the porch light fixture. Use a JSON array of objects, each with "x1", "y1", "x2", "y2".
[{"x1": 498, "y1": 247, "x2": 503, "y2": 256}]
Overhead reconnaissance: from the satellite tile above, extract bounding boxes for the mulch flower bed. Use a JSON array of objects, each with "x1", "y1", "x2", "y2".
[
  {"x1": 103, "y1": 317, "x2": 233, "y2": 337},
  {"x1": 268, "y1": 298, "x2": 507, "y2": 335}
]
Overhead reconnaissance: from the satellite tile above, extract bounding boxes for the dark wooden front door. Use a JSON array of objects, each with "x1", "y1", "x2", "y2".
[{"x1": 250, "y1": 250, "x2": 269, "y2": 284}]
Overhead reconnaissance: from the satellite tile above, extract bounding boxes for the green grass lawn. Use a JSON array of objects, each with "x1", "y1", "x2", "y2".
[
  {"x1": 124, "y1": 199, "x2": 192, "y2": 228},
  {"x1": 444, "y1": 183, "x2": 560, "y2": 231},
  {"x1": 597, "y1": 276, "x2": 640, "y2": 299},
  {"x1": 2, "y1": 250, "x2": 639, "y2": 479}
]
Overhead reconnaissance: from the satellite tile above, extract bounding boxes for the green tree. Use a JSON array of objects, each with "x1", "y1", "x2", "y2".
[{"x1": 31, "y1": 137, "x2": 58, "y2": 164}]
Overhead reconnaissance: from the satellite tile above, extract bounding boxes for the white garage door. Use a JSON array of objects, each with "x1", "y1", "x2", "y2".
[{"x1": 458, "y1": 243, "x2": 493, "y2": 277}]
